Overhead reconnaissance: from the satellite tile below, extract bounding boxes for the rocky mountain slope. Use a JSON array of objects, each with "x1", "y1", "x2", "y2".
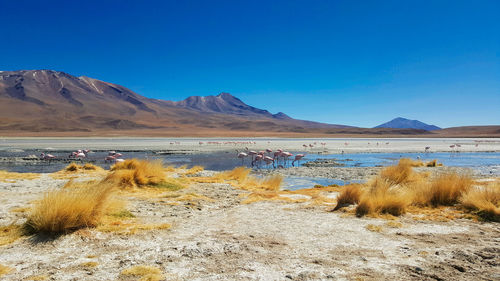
[{"x1": 0, "y1": 70, "x2": 348, "y2": 133}]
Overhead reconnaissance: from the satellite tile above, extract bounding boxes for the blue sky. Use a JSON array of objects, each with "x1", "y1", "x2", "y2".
[{"x1": 1, "y1": 0, "x2": 498, "y2": 128}]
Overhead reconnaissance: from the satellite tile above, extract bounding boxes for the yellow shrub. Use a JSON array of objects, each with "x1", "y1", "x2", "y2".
[
  {"x1": 105, "y1": 159, "x2": 167, "y2": 189},
  {"x1": 333, "y1": 184, "x2": 363, "y2": 210},
  {"x1": 380, "y1": 159, "x2": 415, "y2": 184},
  {"x1": 218, "y1": 167, "x2": 251, "y2": 182},
  {"x1": 461, "y1": 183, "x2": 500, "y2": 222},
  {"x1": 356, "y1": 179, "x2": 412, "y2": 217},
  {"x1": 121, "y1": 265, "x2": 163, "y2": 281},
  {"x1": 0, "y1": 170, "x2": 40, "y2": 182},
  {"x1": 25, "y1": 183, "x2": 116, "y2": 234},
  {"x1": 65, "y1": 163, "x2": 81, "y2": 172},
  {"x1": 0, "y1": 264, "x2": 13, "y2": 277},
  {"x1": 429, "y1": 173, "x2": 473, "y2": 206},
  {"x1": 184, "y1": 165, "x2": 204, "y2": 175}
]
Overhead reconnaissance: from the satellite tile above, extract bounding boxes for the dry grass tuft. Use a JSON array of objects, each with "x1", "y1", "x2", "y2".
[
  {"x1": 184, "y1": 165, "x2": 204, "y2": 175},
  {"x1": 365, "y1": 224, "x2": 383, "y2": 232},
  {"x1": 385, "y1": 221, "x2": 403, "y2": 228},
  {"x1": 80, "y1": 261, "x2": 98, "y2": 268},
  {"x1": 333, "y1": 184, "x2": 363, "y2": 210},
  {"x1": 258, "y1": 175, "x2": 283, "y2": 191},
  {"x1": 428, "y1": 173, "x2": 473, "y2": 206},
  {"x1": 25, "y1": 183, "x2": 117, "y2": 234},
  {"x1": 0, "y1": 170, "x2": 40, "y2": 182},
  {"x1": 0, "y1": 264, "x2": 13, "y2": 276},
  {"x1": 380, "y1": 158, "x2": 420, "y2": 184},
  {"x1": 105, "y1": 159, "x2": 172, "y2": 189},
  {"x1": 356, "y1": 179, "x2": 412, "y2": 217},
  {"x1": 121, "y1": 265, "x2": 163, "y2": 281},
  {"x1": 460, "y1": 183, "x2": 500, "y2": 222},
  {"x1": 65, "y1": 163, "x2": 81, "y2": 171},
  {"x1": 217, "y1": 167, "x2": 251, "y2": 182},
  {"x1": 0, "y1": 224, "x2": 23, "y2": 246}
]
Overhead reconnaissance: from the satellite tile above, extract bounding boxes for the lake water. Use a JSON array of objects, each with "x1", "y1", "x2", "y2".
[{"x1": 0, "y1": 148, "x2": 499, "y2": 175}]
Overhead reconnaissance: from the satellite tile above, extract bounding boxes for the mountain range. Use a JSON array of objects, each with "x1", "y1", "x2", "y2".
[
  {"x1": 0, "y1": 70, "x2": 498, "y2": 137},
  {"x1": 374, "y1": 117, "x2": 441, "y2": 131},
  {"x1": 0, "y1": 70, "x2": 349, "y2": 134}
]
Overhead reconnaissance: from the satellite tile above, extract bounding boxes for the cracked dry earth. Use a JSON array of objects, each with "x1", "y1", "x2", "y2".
[{"x1": 0, "y1": 174, "x2": 499, "y2": 281}]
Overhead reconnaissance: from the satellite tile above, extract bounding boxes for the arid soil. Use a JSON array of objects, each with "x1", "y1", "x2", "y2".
[{"x1": 0, "y1": 168, "x2": 499, "y2": 281}]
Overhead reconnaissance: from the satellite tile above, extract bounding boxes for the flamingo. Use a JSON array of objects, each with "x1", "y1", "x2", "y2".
[
  {"x1": 266, "y1": 148, "x2": 272, "y2": 155},
  {"x1": 303, "y1": 144, "x2": 308, "y2": 150},
  {"x1": 425, "y1": 146, "x2": 431, "y2": 153},
  {"x1": 263, "y1": 156, "x2": 275, "y2": 168},
  {"x1": 76, "y1": 152, "x2": 86, "y2": 158},
  {"x1": 115, "y1": 158, "x2": 125, "y2": 163},
  {"x1": 252, "y1": 154, "x2": 263, "y2": 168},
  {"x1": 281, "y1": 152, "x2": 293, "y2": 167},
  {"x1": 237, "y1": 151, "x2": 248, "y2": 165},
  {"x1": 105, "y1": 155, "x2": 116, "y2": 163},
  {"x1": 40, "y1": 153, "x2": 56, "y2": 160},
  {"x1": 292, "y1": 154, "x2": 305, "y2": 167},
  {"x1": 248, "y1": 150, "x2": 257, "y2": 162}
]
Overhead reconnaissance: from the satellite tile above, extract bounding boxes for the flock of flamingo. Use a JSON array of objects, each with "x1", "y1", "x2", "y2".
[
  {"x1": 37, "y1": 141, "x2": 476, "y2": 169},
  {"x1": 236, "y1": 147, "x2": 305, "y2": 168},
  {"x1": 39, "y1": 150, "x2": 125, "y2": 163}
]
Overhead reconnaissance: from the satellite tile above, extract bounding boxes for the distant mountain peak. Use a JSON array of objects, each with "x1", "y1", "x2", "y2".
[{"x1": 375, "y1": 117, "x2": 441, "y2": 131}]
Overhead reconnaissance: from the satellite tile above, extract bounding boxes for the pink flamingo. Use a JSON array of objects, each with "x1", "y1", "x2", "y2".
[
  {"x1": 281, "y1": 152, "x2": 293, "y2": 167},
  {"x1": 292, "y1": 154, "x2": 305, "y2": 167},
  {"x1": 105, "y1": 155, "x2": 116, "y2": 163},
  {"x1": 266, "y1": 148, "x2": 272, "y2": 155},
  {"x1": 237, "y1": 151, "x2": 248, "y2": 165},
  {"x1": 302, "y1": 144, "x2": 308, "y2": 150},
  {"x1": 248, "y1": 150, "x2": 257, "y2": 162},
  {"x1": 309, "y1": 144, "x2": 314, "y2": 149},
  {"x1": 252, "y1": 154, "x2": 263, "y2": 168},
  {"x1": 40, "y1": 153, "x2": 56, "y2": 160},
  {"x1": 263, "y1": 156, "x2": 275, "y2": 168}
]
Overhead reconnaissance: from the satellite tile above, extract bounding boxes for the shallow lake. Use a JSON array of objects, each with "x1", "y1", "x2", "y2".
[{"x1": 0, "y1": 149, "x2": 498, "y2": 176}]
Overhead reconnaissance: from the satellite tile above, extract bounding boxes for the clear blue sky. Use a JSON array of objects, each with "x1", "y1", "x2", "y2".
[{"x1": 1, "y1": 0, "x2": 498, "y2": 128}]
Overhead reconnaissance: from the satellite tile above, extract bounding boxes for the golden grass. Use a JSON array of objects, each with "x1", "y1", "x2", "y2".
[
  {"x1": 0, "y1": 170, "x2": 40, "y2": 182},
  {"x1": 460, "y1": 183, "x2": 500, "y2": 222},
  {"x1": 80, "y1": 261, "x2": 98, "y2": 268},
  {"x1": 217, "y1": 166, "x2": 251, "y2": 183},
  {"x1": 96, "y1": 215, "x2": 170, "y2": 235},
  {"x1": 341, "y1": 157, "x2": 480, "y2": 219},
  {"x1": 380, "y1": 158, "x2": 423, "y2": 184},
  {"x1": 365, "y1": 224, "x2": 383, "y2": 232},
  {"x1": 0, "y1": 224, "x2": 23, "y2": 246},
  {"x1": 105, "y1": 159, "x2": 175, "y2": 189},
  {"x1": 65, "y1": 163, "x2": 80, "y2": 171},
  {"x1": 355, "y1": 177, "x2": 413, "y2": 217},
  {"x1": 51, "y1": 163, "x2": 105, "y2": 179},
  {"x1": 184, "y1": 165, "x2": 204, "y2": 175},
  {"x1": 25, "y1": 183, "x2": 117, "y2": 234},
  {"x1": 428, "y1": 173, "x2": 473, "y2": 206},
  {"x1": 385, "y1": 221, "x2": 403, "y2": 228},
  {"x1": 333, "y1": 184, "x2": 363, "y2": 210},
  {"x1": 121, "y1": 265, "x2": 164, "y2": 281},
  {"x1": 0, "y1": 264, "x2": 13, "y2": 277}
]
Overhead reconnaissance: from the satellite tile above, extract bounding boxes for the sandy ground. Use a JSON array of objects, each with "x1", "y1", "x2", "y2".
[
  {"x1": 1, "y1": 138, "x2": 500, "y2": 154},
  {"x1": 1, "y1": 168, "x2": 499, "y2": 281}
]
